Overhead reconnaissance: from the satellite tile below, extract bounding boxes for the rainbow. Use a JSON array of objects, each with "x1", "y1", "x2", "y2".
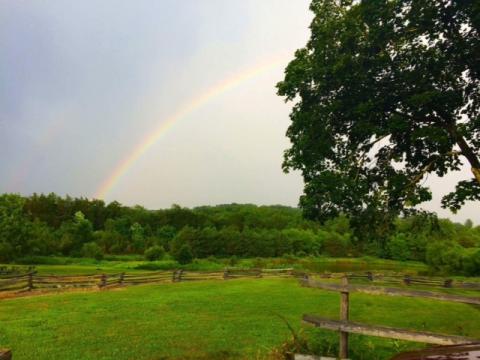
[{"x1": 94, "y1": 54, "x2": 289, "y2": 199}]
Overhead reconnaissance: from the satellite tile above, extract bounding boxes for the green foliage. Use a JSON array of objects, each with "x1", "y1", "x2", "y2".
[
  {"x1": 462, "y1": 248, "x2": 480, "y2": 276},
  {"x1": 1, "y1": 193, "x2": 480, "y2": 276},
  {"x1": 144, "y1": 245, "x2": 165, "y2": 261},
  {"x1": 81, "y1": 242, "x2": 103, "y2": 261},
  {"x1": 57, "y1": 211, "x2": 94, "y2": 256},
  {"x1": 28, "y1": 220, "x2": 57, "y2": 255},
  {"x1": 0, "y1": 242, "x2": 14, "y2": 263},
  {"x1": 11, "y1": 255, "x2": 427, "y2": 277},
  {"x1": 426, "y1": 241, "x2": 464, "y2": 274},
  {"x1": 386, "y1": 233, "x2": 411, "y2": 261},
  {"x1": 13, "y1": 256, "x2": 75, "y2": 266},
  {"x1": 0, "y1": 195, "x2": 322, "y2": 262},
  {"x1": 282, "y1": 228, "x2": 321, "y2": 256},
  {"x1": 277, "y1": 0, "x2": 480, "y2": 241},
  {"x1": 228, "y1": 255, "x2": 238, "y2": 266},
  {"x1": 95, "y1": 230, "x2": 127, "y2": 254},
  {"x1": 0, "y1": 194, "x2": 32, "y2": 261},
  {"x1": 175, "y1": 244, "x2": 193, "y2": 265},
  {"x1": 319, "y1": 230, "x2": 351, "y2": 257},
  {"x1": 129, "y1": 222, "x2": 145, "y2": 253},
  {"x1": 426, "y1": 240, "x2": 480, "y2": 276},
  {"x1": 134, "y1": 260, "x2": 179, "y2": 271},
  {"x1": 155, "y1": 225, "x2": 176, "y2": 250},
  {"x1": 318, "y1": 215, "x2": 355, "y2": 256},
  {"x1": 169, "y1": 226, "x2": 196, "y2": 258}
]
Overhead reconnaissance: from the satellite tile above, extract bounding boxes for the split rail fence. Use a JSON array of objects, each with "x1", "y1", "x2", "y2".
[
  {"x1": 1, "y1": 269, "x2": 479, "y2": 360},
  {"x1": 0, "y1": 268, "x2": 297, "y2": 294},
  {"x1": 1, "y1": 269, "x2": 480, "y2": 296},
  {"x1": 301, "y1": 275, "x2": 480, "y2": 359}
]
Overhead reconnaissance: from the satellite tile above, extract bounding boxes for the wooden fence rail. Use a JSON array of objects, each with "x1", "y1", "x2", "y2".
[
  {"x1": 303, "y1": 315, "x2": 478, "y2": 346},
  {"x1": 301, "y1": 278, "x2": 480, "y2": 305},
  {"x1": 301, "y1": 276, "x2": 480, "y2": 359},
  {"x1": 310, "y1": 271, "x2": 480, "y2": 290},
  {"x1": 1, "y1": 269, "x2": 479, "y2": 298},
  {"x1": 0, "y1": 349, "x2": 11, "y2": 360}
]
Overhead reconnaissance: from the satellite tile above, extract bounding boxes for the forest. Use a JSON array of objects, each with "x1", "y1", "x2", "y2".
[{"x1": 1, "y1": 193, "x2": 479, "y2": 275}]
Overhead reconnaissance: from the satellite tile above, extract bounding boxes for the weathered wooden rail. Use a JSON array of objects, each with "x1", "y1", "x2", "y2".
[
  {"x1": 0, "y1": 268, "x2": 297, "y2": 296},
  {"x1": 0, "y1": 349, "x2": 11, "y2": 360},
  {"x1": 301, "y1": 276, "x2": 480, "y2": 359},
  {"x1": 309, "y1": 271, "x2": 480, "y2": 290},
  {"x1": 303, "y1": 315, "x2": 478, "y2": 345},
  {"x1": 301, "y1": 278, "x2": 480, "y2": 305},
  {"x1": 1, "y1": 268, "x2": 479, "y2": 297}
]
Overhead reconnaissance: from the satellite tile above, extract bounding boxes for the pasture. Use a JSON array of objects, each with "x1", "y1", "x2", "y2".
[
  {"x1": 1, "y1": 276, "x2": 479, "y2": 360},
  {"x1": 5, "y1": 255, "x2": 429, "y2": 275}
]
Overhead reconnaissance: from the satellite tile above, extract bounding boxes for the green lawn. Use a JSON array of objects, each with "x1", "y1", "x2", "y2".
[{"x1": 1, "y1": 278, "x2": 479, "y2": 360}]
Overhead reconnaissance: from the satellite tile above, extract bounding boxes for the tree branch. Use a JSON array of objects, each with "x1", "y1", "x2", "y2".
[
  {"x1": 407, "y1": 151, "x2": 462, "y2": 188},
  {"x1": 445, "y1": 124, "x2": 480, "y2": 184}
]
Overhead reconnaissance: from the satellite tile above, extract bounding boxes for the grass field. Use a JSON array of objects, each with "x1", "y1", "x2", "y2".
[
  {"x1": 1, "y1": 278, "x2": 479, "y2": 360},
  {"x1": 3, "y1": 255, "x2": 429, "y2": 276}
]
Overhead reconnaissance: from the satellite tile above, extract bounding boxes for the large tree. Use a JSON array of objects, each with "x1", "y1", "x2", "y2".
[{"x1": 278, "y1": 0, "x2": 480, "y2": 239}]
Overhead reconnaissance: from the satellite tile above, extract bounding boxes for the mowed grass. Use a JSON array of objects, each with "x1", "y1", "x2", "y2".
[{"x1": 1, "y1": 278, "x2": 479, "y2": 360}]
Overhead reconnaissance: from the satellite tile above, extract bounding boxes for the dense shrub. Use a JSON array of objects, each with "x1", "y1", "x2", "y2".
[
  {"x1": 144, "y1": 245, "x2": 165, "y2": 261},
  {"x1": 426, "y1": 241, "x2": 463, "y2": 274},
  {"x1": 425, "y1": 240, "x2": 480, "y2": 276},
  {"x1": 175, "y1": 244, "x2": 193, "y2": 265},
  {"x1": 281, "y1": 228, "x2": 321, "y2": 255},
  {"x1": 386, "y1": 233, "x2": 411, "y2": 261},
  {"x1": 320, "y1": 230, "x2": 351, "y2": 257},
  {"x1": 170, "y1": 226, "x2": 196, "y2": 258},
  {"x1": 461, "y1": 248, "x2": 480, "y2": 276},
  {"x1": 228, "y1": 255, "x2": 238, "y2": 266},
  {"x1": 81, "y1": 242, "x2": 103, "y2": 261},
  {"x1": 0, "y1": 242, "x2": 14, "y2": 262}
]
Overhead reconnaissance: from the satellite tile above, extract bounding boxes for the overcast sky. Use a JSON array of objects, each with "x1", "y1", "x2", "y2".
[{"x1": 1, "y1": 1, "x2": 478, "y2": 223}]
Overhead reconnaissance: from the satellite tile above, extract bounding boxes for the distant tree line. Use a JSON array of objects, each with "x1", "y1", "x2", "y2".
[{"x1": 0, "y1": 193, "x2": 479, "y2": 275}]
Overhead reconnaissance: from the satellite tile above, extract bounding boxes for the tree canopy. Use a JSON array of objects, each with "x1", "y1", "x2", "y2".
[
  {"x1": 0, "y1": 193, "x2": 479, "y2": 274},
  {"x1": 277, "y1": 0, "x2": 480, "y2": 233}
]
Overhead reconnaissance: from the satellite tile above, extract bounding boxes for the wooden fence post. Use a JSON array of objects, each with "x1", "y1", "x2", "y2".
[
  {"x1": 367, "y1": 271, "x2": 373, "y2": 281},
  {"x1": 404, "y1": 275, "x2": 411, "y2": 286},
  {"x1": 27, "y1": 272, "x2": 34, "y2": 291},
  {"x1": 223, "y1": 268, "x2": 229, "y2": 280},
  {"x1": 172, "y1": 270, "x2": 183, "y2": 282},
  {"x1": 0, "y1": 349, "x2": 12, "y2": 360},
  {"x1": 119, "y1": 272, "x2": 125, "y2": 285},
  {"x1": 339, "y1": 276, "x2": 349, "y2": 359},
  {"x1": 99, "y1": 274, "x2": 107, "y2": 288},
  {"x1": 444, "y1": 279, "x2": 453, "y2": 288}
]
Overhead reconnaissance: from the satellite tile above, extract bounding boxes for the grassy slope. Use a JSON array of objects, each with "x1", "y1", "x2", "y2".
[{"x1": 1, "y1": 278, "x2": 479, "y2": 360}]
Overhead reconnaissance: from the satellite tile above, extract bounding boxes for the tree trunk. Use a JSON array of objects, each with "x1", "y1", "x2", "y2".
[
  {"x1": 473, "y1": 167, "x2": 480, "y2": 184},
  {"x1": 446, "y1": 124, "x2": 480, "y2": 184}
]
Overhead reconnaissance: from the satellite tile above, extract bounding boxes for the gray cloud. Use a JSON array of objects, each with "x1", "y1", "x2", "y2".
[{"x1": 0, "y1": 1, "x2": 477, "y2": 224}]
